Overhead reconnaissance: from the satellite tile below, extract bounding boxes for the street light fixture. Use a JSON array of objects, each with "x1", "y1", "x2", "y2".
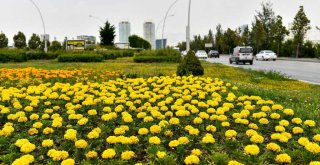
[
  {"x1": 29, "y1": 0, "x2": 47, "y2": 53},
  {"x1": 161, "y1": 0, "x2": 179, "y2": 49},
  {"x1": 316, "y1": 26, "x2": 320, "y2": 31},
  {"x1": 156, "y1": 14, "x2": 174, "y2": 35},
  {"x1": 89, "y1": 15, "x2": 104, "y2": 24}
]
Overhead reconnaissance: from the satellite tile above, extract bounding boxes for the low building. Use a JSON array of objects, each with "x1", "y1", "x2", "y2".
[
  {"x1": 156, "y1": 39, "x2": 167, "y2": 49},
  {"x1": 76, "y1": 35, "x2": 96, "y2": 45}
]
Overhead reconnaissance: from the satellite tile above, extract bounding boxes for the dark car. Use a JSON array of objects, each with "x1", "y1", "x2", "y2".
[{"x1": 208, "y1": 50, "x2": 219, "y2": 58}]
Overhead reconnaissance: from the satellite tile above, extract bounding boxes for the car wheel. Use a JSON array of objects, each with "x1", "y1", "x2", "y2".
[
  {"x1": 250, "y1": 61, "x2": 253, "y2": 65},
  {"x1": 255, "y1": 57, "x2": 258, "y2": 60},
  {"x1": 235, "y1": 59, "x2": 239, "y2": 65},
  {"x1": 262, "y1": 57, "x2": 265, "y2": 61},
  {"x1": 273, "y1": 59, "x2": 276, "y2": 61},
  {"x1": 266, "y1": 59, "x2": 269, "y2": 61},
  {"x1": 229, "y1": 59, "x2": 232, "y2": 64}
]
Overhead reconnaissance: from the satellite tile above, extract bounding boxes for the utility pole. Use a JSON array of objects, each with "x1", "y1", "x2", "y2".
[{"x1": 186, "y1": 0, "x2": 191, "y2": 52}]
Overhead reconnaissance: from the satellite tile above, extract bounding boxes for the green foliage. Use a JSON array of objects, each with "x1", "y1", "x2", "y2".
[
  {"x1": 28, "y1": 33, "x2": 41, "y2": 49},
  {"x1": 99, "y1": 21, "x2": 116, "y2": 46},
  {"x1": 98, "y1": 50, "x2": 136, "y2": 60},
  {"x1": 256, "y1": 2, "x2": 276, "y2": 48},
  {"x1": 0, "y1": 32, "x2": 8, "y2": 48},
  {"x1": 223, "y1": 28, "x2": 241, "y2": 53},
  {"x1": 13, "y1": 31, "x2": 27, "y2": 49},
  {"x1": 271, "y1": 16, "x2": 289, "y2": 56},
  {"x1": 134, "y1": 49, "x2": 181, "y2": 63},
  {"x1": 58, "y1": 53, "x2": 104, "y2": 62},
  {"x1": 129, "y1": 35, "x2": 151, "y2": 49},
  {"x1": 49, "y1": 41, "x2": 62, "y2": 51},
  {"x1": 315, "y1": 44, "x2": 320, "y2": 58},
  {"x1": 208, "y1": 152, "x2": 229, "y2": 165},
  {"x1": 25, "y1": 51, "x2": 60, "y2": 60},
  {"x1": 250, "y1": 19, "x2": 266, "y2": 53},
  {"x1": 0, "y1": 49, "x2": 27, "y2": 62},
  {"x1": 176, "y1": 50, "x2": 204, "y2": 76}
]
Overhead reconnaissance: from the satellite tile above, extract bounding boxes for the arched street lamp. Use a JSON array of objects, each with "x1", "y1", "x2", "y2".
[
  {"x1": 30, "y1": 0, "x2": 47, "y2": 52},
  {"x1": 156, "y1": 14, "x2": 174, "y2": 35},
  {"x1": 161, "y1": 0, "x2": 179, "y2": 49},
  {"x1": 89, "y1": 15, "x2": 104, "y2": 24}
]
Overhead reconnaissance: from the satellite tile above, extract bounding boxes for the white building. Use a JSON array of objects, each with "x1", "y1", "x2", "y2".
[
  {"x1": 143, "y1": 21, "x2": 156, "y2": 49},
  {"x1": 77, "y1": 35, "x2": 96, "y2": 45},
  {"x1": 119, "y1": 21, "x2": 131, "y2": 43},
  {"x1": 41, "y1": 34, "x2": 50, "y2": 42}
]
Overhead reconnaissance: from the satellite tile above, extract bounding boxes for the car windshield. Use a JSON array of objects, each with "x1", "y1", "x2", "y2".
[
  {"x1": 198, "y1": 51, "x2": 205, "y2": 53},
  {"x1": 240, "y1": 48, "x2": 252, "y2": 53},
  {"x1": 265, "y1": 50, "x2": 274, "y2": 53}
]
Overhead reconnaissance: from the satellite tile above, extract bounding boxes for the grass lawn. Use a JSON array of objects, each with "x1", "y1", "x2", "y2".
[{"x1": 1, "y1": 57, "x2": 319, "y2": 122}]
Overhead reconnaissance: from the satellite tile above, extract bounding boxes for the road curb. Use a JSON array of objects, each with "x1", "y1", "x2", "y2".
[{"x1": 277, "y1": 58, "x2": 320, "y2": 63}]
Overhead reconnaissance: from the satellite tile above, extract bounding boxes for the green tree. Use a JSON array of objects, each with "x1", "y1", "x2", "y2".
[
  {"x1": 251, "y1": 19, "x2": 266, "y2": 53},
  {"x1": 129, "y1": 35, "x2": 151, "y2": 49},
  {"x1": 176, "y1": 50, "x2": 204, "y2": 76},
  {"x1": 241, "y1": 25, "x2": 250, "y2": 46},
  {"x1": 291, "y1": 6, "x2": 311, "y2": 58},
  {"x1": 99, "y1": 21, "x2": 116, "y2": 46},
  {"x1": 177, "y1": 41, "x2": 186, "y2": 51},
  {"x1": 49, "y1": 41, "x2": 62, "y2": 51},
  {"x1": 215, "y1": 24, "x2": 224, "y2": 53},
  {"x1": 302, "y1": 41, "x2": 315, "y2": 58},
  {"x1": 28, "y1": 33, "x2": 41, "y2": 49},
  {"x1": 271, "y1": 16, "x2": 289, "y2": 56},
  {"x1": 223, "y1": 28, "x2": 241, "y2": 53},
  {"x1": 0, "y1": 32, "x2": 8, "y2": 48},
  {"x1": 13, "y1": 31, "x2": 27, "y2": 49},
  {"x1": 40, "y1": 40, "x2": 51, "y2": 50},
  {"x1": 256, "y1": 2, "x2": 276, "y2": 49},
  {"x1": 281, "y1": 39, "x2": 295, "y2": 57}
]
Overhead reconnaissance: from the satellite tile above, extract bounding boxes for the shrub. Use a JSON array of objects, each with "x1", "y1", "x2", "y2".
[
  {"x1": 134, "y1": 49, "x2": 181, "y2": 63},
  {"x1": 58, "y1": 53, "x2": 104, "y2": 62},
  {"x1": 25, "y1": 51, "x2": 60, "y2": 60},
  {"x1": 0, "y1": 49, "x2": 27, "y2": 63},
  {"x1": 176, "y1": 50, "x2": 204, "y2": 76}
]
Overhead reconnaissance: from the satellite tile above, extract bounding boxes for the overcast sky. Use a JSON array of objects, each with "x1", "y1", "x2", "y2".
[{"x1": 1, "y1": 0, "x2": 319, "y2": 46}]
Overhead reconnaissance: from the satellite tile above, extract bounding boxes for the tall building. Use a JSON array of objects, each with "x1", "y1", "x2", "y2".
[
  {"x1": 156, "y1": 39, "x2": 167, "y2": 49},
  {"x1": 143, "y1": 21, "x2": 156, "y2": 49},
  {"x1": 77, "y1": 35, "x2": 96, "y2": 45},
  {"x1": 119, "y1": 21, "x2": 131, "y2": 43}
]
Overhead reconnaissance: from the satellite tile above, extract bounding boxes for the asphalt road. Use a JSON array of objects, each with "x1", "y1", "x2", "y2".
[{"x1": 206, "y1": 55, "x2": 320, "y2": 84}]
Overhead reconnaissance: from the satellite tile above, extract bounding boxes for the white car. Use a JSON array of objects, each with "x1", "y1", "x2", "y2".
[
  {"x1": 195, "y1": 50, "x2": 208, "y2": 59},
  {"x1": 256, "y1": 50, "x2": 277, "y2": 61}
]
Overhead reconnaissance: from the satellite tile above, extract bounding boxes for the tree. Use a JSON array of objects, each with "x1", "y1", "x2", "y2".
[
  {"x1": 99, "y1": 21, "x2": 116, "y2": 46},
  {"x1": 49, "y1": 41, "x2": 62, "y2": 51},
  {"x1": 176, "y1": 50, "x2": 204, "y2": 76},
  {"x1": 223, "y1": 28, "x2": 241, "y2": 54},
  {"x1": 13, "y1": 31, "x2": 27, "y2": 49},
  {"x1": 215, "y1": 24, "x2": 224, "y2": 53},
  {"x1": 256, "y1": 2, "x2": 276, "y2": 49},
  {"x1": 40, "y1": 40, "x2": 51, "y2": 50},
  {"x1": 251, "y1": 19, "x2": 266, "y2": 53},
  {"x1": 0, "y1": 32, "x2": 8, "y2": 48},
  {"x1": 241, "y1": 25, "x2": 250, "y2": 46},
  {"x1": 271, "y1": 16, "x2": 289, "y2": 56},
  {"x1": 177, "y1": 41, "x2": 186, "y2": 51},
  {"x1": 129, "y1": 35, "x2": 151, "y2": 49},
  {"x1": 28, "y1": 33, "x2": 41, "y2": 49},
  {"x1": 291, "y1": 6, "x2": 311, "y2": 58}
]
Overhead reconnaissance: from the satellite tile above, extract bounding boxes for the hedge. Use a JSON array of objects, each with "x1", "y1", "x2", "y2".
[
  {"x1": 134, "y1": 49, "x2": 181, "y2": 63},
  {"x1": 25, "y1": 51, "x2": 60, "y2": 60},
  {"x1": 58, "y1": 53, "x2": 104, "y2": 62},
  {"x1": 0, "y1": 50, "x2": 27, "y2": 63}
]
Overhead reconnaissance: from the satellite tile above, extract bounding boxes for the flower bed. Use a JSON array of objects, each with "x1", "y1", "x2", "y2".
[{"x1": 0, "y1": 75, "x2": 319, "y2": 165}]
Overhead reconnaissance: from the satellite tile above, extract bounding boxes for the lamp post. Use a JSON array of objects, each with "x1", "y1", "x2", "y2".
[
  {"x1": 161, "y1": 0, "x2": 179, "y2": 49},
  {"x1": 156, "y1": 14, "x2": 174, "y2": 35},
  {"x1": 186, "y1": 0, "x2": 191, "y2": 52},
  {"x1": 29, "y1": 0, "x2": 47, "y2": 53},
  {"x1": 89, "y1": 15, "x2": 104, "y2": 24},
  {"x1": 316, "y1": 26, "x2": 320, "y2": 31}
]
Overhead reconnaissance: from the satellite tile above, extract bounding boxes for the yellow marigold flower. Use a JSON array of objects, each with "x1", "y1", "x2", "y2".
[
  {"x1": 259, "y1": 118, "x2": 269, "y2": 125},
  {"x1": 275, "y1": 125, "x2": 286, "y2": 132},
  {"x1": 86, "y1": 151, "x2": 98, "y2": 159},
  {"x1": 114, "y1": 127, "x2": 126, "y2": 135},
  {"x1": 261, "y1": 106, "x2": 271, "y2": 112},
  {"x1": 12, "y1": 154, "x2": 34, "y2": 165},
  {"x1": 244, "y1": 144, "x2": 260, "y2": 156},
  {"x1": 202, "y1": 134, "x2": 216, "y2": 144},
  {"x1": 228, "y1": 160, "x2": 244, "y2": 165},
  {"x1": 305, "y1": 142, "x2": 320, "y2": 154},
  {"x1": 184, "y1": 155, "x2": 200, "y2": 165},
  {"x1": 206, "y1": 125, "x2": 217, "y2": 133},
  {"x1": 310, "y1": 161, "x2": 320, "y2": 165},
  {"x1": 246, "y1": 129, "x2": 258, "y2": 137},
  {"x1": 188, "y1": 128, "x2": 200, "y2": 136},
  {"x1": 150, "y1": 125, "x2": 161, "y2": 134},
  {"x1": 266, "y1": 142, "x2": 281, "y2": 152},
  {"x1": 178, "y1": 137, "x2": 190, "y2": 144},
  {"x1": 156, "y1": 151, "x2": 166, "y2": 159},
  {"x1": 169, "y1": 140, "x2": 180, "y2": 148},
  {"x1": 64, "y1": 129, "x2": 77, "y2": 141},
  {"x1": 313, "y1": 134, "x2": 320, "y2": 142},
  {"x1": 193, "y1": 117, "x2": 203, "y2": 124},
  {"x1": 121, "y1": 150, "x2": 135, "y2": 160},
  {"x1": 29, "y1": 114, "x2": 39, "y2": 120},
  {"x1": 279, "y1": 120, "x2": 289, "y2": 127},
  {"x1": 225, "y1": 130, "x2": 237, "y2": 139},
  {"x1": 138, "y1": 128, "x2": 149, "y2": 135},
  {"x1": 164, "y1": 130, "x2": 173, "y2": 137},
  {"x1": 283, "y1": 109, "x2": 294, "y2": 116},
  {"x1": 191, "y1": 149, "x2": 202, "y2": 156},
  {"x1": 61, "y1": 158, "x2": 75, "y2": 165},
  {"x1": 169, "y1": 117, "x2": 180, "y2": 125},
  {"x1": 298, "y1": 137, "x2": 310, "y2": 146},
  {"x1": 77, "y1": 117, "x2": 88, "y2": 125},
  {"x1": 87, "y1": 130, "x2": 99, "y2": 139},
  {"x1": 102, "y1": 149, "x2": 116, "y2": 159},
  {"x1": 15, "y1": 139, "x2": 30, "y2": 147},
  {"x1": 292, "y1": 127, "x2": 304, "y2": 134},
  {"x1": 20, "y1": 143, "x2": 36, "y2": 153},
  {"x1": 75, "y1": 139, "x2": 88, "y2": 149},
  {"x1": 149, "y1": 136, "x2": 161, "y2": 145},
  {"x1": 88, "y1": 109, "x2": 97, "y2": 116},
  {"x1": 250, "y1": 134, "x2": 264, "y2": 144},
  {"x1": 248, "y1": 123, "x2": 259, "y2": 130},
  {"x1": 270, "y1": 113, "x2": 280, "y2": 119},
  {"x1": 42, "y1": 139, "x2": 54, "y2": 147},
  {"x1": 272, "y1": 104, "x2": 283, "y2": 111},
  {"x1": 221, "y1": 122, "x2": 230, "y2": 127},
  {"x1": 291, "y1": 117, "x2": 302, "y2": 124},
  {"x1": 275, "y1": 154, "x2": 291, "y2": 164},
  {"x1": 304, "y1": 120, "x2": 316, "y2": 127},
  {"x1": 32, "y1": 122, "x2": 43, "y2": 129},
  {"x1": 28, "y1": 128, "x2": 38, "y2": 135}
]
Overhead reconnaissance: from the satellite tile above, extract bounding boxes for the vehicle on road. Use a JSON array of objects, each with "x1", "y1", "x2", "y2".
[
  {"x1": 229, "y1": 46, "x2": 253, "y2": 65},
  {"x1": 208, "y1": 50, "x2": 219, "y2": 58},
  {"x1": 195, "y1": 50, "x2": 208, "y2": 59},
  {"x1": 255, "y1": 50, "x2": 277, "y2": 61}
]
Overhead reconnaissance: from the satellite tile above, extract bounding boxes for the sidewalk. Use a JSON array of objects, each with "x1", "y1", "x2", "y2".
[{"x1": 277, "y1": 57, "x2": 320, "y2": 63}]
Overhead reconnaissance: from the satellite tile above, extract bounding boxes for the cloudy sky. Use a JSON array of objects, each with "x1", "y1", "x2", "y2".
[{"x1": 1, "y1": 0, "x2": 319, "y2": 46}]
